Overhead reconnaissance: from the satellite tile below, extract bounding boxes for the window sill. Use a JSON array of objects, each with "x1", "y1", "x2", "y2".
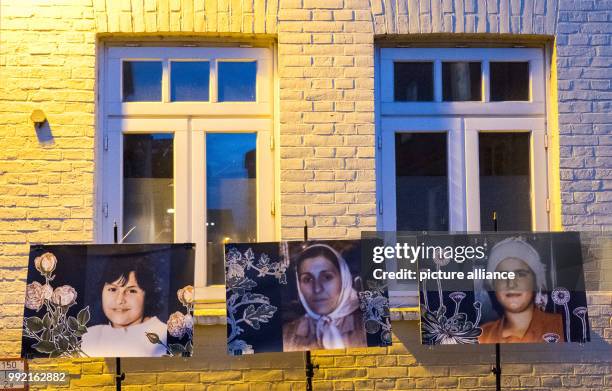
[{"x1": 193, "y1": 306, "x2": 420, "y2": 325}]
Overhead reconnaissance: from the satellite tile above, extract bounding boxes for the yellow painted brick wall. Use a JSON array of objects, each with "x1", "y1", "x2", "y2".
[{"x1": 1, "y1": 1, "x2": 611, "y2": 390}]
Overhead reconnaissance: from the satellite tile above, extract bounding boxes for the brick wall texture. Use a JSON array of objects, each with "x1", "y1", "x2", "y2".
[{"x1": 1, "y1": 0, "x2": 611, "y2": 390}]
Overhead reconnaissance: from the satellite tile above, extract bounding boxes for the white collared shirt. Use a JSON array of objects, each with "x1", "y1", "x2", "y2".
[{"x1": 81, "y1": 316, "x2": 167, "y2": 357}]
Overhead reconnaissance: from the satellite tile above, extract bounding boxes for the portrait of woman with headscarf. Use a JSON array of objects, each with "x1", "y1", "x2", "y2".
[
  {"x1": 478, "y1": 237, "x2": 565, "y2": 344},
  {"x1": 282, "y1": 243, "x2": 367, "y2": 351}
]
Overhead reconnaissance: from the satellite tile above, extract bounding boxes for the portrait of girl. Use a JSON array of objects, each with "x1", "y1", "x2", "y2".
[
  {"x1": 479, "y1": 237, "x2": 564, "y2": 344},
  {"x1": 282, "y1": 242, "x2": 367, "y2": 351},
  {"x1": 81, "y1": 255, "x2": 168, "y2": 357}
]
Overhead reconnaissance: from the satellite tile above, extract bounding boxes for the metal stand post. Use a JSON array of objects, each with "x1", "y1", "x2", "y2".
[
  {"x1": 492, "y1": 343, "x2": 501, "y2": 391},
  {"x1": 303, "y1": 221, "x2": 318, "y2": 391},
  {"x1": 113, "y1": 222, "x2": 126, "y2": 391},
  {"x1": 490, "y1": 212, "x2": 501, "y2": 391}
]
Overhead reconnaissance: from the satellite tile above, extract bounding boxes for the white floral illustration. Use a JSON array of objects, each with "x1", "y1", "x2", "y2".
[
  {"x1": 572, "y1": 306, "x2": 588, "y2": 342},
  {"x1": 359, "y1": 281, "x2": 392, "y2": 346},
  {"x1": 147, "y1": 285, "x2": 195, "y2": 357},
  {"x1": 420, "y1": 261, "x2": 482, "y2": 345},
  {"x1": 225, "y1": 246, "x2": 287, "y2": 355},
  {"x1": 23, "y1": 251, "x2": 90, "y2": 358}
]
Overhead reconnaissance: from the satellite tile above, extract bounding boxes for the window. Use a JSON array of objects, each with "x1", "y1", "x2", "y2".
[
  {"x1": 393, "y1": 62, "x2": 434, "y2": 101},
  {"x1": 394, "y1": 133, "x2": 449, "y2": 231},
  {"x1": 100, "y1": 46, "x2": 276, "y2": 299},
  {"x1": 378, "y1": 47, "x2": 548, "y2": 306},
  {"x1": 170, "y1": 61, "x2": 210, "y2": 101},
  {"x1": 442, "y1": 62, "x2": 482, "y2": 101}
]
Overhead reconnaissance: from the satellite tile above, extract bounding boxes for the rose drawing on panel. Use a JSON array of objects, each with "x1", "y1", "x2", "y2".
[
  {"x1": 23, "y1": 251, "x2": 91, "y2": 358},
  {"x1": 147, "y1": 285, "x2": 195, "y2": 356},
  {"x1": 51, "y1": 285, "x2": 78, "y2": 307}
]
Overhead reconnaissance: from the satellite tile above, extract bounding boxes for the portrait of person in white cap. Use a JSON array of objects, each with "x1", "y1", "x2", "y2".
[
  {"x1": 479, "y1": 237, "x2": 564, "y2": 343},
  {"x1": 282, "y1": 243, "x2": 366, "y2": 351}
]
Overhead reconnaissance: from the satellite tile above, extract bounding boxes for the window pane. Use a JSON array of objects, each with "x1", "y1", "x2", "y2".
[
  {"x1": 394, "y1": 62, "x2": 434, "y2": 101},
  {"x1": 395, "y1": 133, "x2": 448, "y2": 231},
  {"x1": 123, "y1": 134, "x2": 174, "y2": 243},
  {"x1": 170, "y1": 61, "x2": 210, "y2": 101},
  {"x1": 490, "y1": 62, "x2": 530, "y2": 101},
  {"x1": 442, "y1": 62, "x2": 481, "y2": 101},
  {"x1": 479, "y1": 133, "x2": 531, "y2": 230},
  {"x1": 122, "y1": 61, "x2": 162, "y2": 102},
  {"x1": 218, "y1": 61, "x2": 257, "y2": 102},
  {"x1": 206, "y1": 133, "x2": 257, "y2": 284}
]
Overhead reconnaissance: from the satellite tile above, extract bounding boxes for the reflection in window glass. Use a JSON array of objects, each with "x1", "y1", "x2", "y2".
[
  {"x1": 395, "y1": 133, "x2": 448, "y2": 231},
  {"x1": 123, "y1": 134, "x2": 174, "y2": 243},
  {"x1": 490, "y1": 62, "x2": 530, "y2": 101},
  {"x1": 122, "y1": 61, "x2": 162, "y2": 102},
  {"x1": 443, "y1": 62, "x2": 482, "y2": 101},
  {"x1": 479, "y1": 133, "x2": 531, "y2": 230},
  {"x1": 394, "y1": 62, "x2": 434, "y2": 101},
  {"x1": 218, "y1": 61, "x2": 257, "y2": 102},
  {"x1": 171, "y1": 61, "x2": 210, "y2": 101},
  {"x1": 206, "y1": 133, "x2": 257, "y2": 284}
]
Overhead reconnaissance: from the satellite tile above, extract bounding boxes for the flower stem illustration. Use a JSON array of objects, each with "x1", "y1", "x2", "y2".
[
  {"x1": 24, "y1": 252, "x2": 91, "y2": 358},
  {"x1": 572, "y1": 306, "x2": 588, "y2": 343},
  {"x1": 552, "y1": 287, "x2": 571, "y2": 342},
  {"x1": 146, "y1": 285, "x2": 195, "y2": 356},
  {"x1": 225, "y1": 247, "x2": 287, "y2": 355}
]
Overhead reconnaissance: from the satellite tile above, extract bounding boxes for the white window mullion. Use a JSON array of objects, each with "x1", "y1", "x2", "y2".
[
  {"x1": 448, "y1": 123, "x2": 467, "y2": 231},
  {"x1": 464, "y1": 127, "x2": 481, "y2": 231},
  {"x1": 482, "y1": 60, "x2": 490, "y2": 102},
  {"x1": 434, "y1": 59, "x2": 442, "y2": 103},
  {"x1": 380, "y1": 129, "x2": 397, "y2": 231},
  {"x1": 190, "y1": 130, "x2": 207, "y2": 290},
  {"x1": 162, "y1": 59, "x2": 170, "y2": 103},
  {"x1": 256, "y1": 130, "x2": 275, "y2": 242},
  {"x1": 210, "y1": 59, "x2": 218, "y2": 103},
  {"x1": 174, "y1": 130, "x2": 190, "y2": 243},
  {"x1": 101, "y1": 131, "x2": 123, "y2": 243},
  {"x1": 532, "y1": 129, "x2": 549, "y2": 231}
]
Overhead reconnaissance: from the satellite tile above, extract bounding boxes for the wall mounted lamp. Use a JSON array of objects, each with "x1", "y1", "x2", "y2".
[{"x1": 30, "y1": 109, "x2": 46, "y2": 128}]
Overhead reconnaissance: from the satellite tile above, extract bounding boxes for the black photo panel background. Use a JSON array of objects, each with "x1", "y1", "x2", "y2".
[
  {"x1": 419, "y1": 232, "x2": 590, "y2": 345},
  {"x1": 225, "y1": 242, "x2": 285, "y2": 355},
  {"x1": 226, "y1": 240, "x2": 392, "y2": 354},
  {"x1": 22, "y1": 244, "x2": 195, "y2": 358}
]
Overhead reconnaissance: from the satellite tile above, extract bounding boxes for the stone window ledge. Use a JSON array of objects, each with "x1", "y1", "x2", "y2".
[{"x1": 194, "y1": 307, "x2": 420, "y2": 325}]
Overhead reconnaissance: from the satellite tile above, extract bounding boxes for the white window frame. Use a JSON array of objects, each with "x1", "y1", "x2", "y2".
[
  {"x1": 464, "y1": 117, "x2": 548, "y2": 232},
  {"x1": 105, "y1": 47, "x2": 272, "y2": 116},
  {"x1": 380, "y1": 47, "x2": 546, "y2": 116},
  {"x1": 98, "y1": 45, "x2": 276, "y2": 301},
  {"x1": 377, "y1": 47, "x2": 549, "y2": 307}
]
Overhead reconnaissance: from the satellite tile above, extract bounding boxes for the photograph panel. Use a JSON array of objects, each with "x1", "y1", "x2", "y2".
[{"x1": 21, "y1": 244, "x2": 195, "y2": 358}]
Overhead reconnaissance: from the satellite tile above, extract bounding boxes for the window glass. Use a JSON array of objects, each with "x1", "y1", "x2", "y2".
[
  {"x1": 122, "y1": 61, "x2": 162, "y2": 102},
  {"x1": 170, "y1": 61, "x2": 210, "y2": 101},
  {"x1": 394, "y1": 62, "x2": 434, "y2": 101},
  {"x1": 218, "y1": 61, "x2": 257, "y2": 102},
  {"x1": 479, "y1": 133, "x2": 531, "y2": 230},
  {"x1": 442, "y1": 62, "x2": 481, "y2": 101},
  {"x1": 490, "y1": 62, "x2": 530, "y2": 101},
  {"x1": 123, "y1": 134, "x2": 174, "y2": 243},
  {"x1": 395, "y1": 133, "x2": 448, "y2": 231},
  {"x1": 206, "y1": 133, "x2": 257, "y2": 284}
]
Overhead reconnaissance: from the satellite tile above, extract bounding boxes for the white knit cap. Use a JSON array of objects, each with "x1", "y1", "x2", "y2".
[{"x1": 486, "y1": 237, "x2": 547, "y2": 292}]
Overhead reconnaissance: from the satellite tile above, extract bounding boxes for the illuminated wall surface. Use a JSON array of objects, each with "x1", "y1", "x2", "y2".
[{"x1": 1, "y1": 0, "x2": 611, "y2": 389}]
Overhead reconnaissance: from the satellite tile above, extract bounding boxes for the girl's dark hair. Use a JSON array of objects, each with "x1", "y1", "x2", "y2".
[
  {"x1": 295, "y1": 245, "x2": 340, "y2": 274},
  {"x1": 98, "y1": 256, "x2": 162, "y2": 318}
]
